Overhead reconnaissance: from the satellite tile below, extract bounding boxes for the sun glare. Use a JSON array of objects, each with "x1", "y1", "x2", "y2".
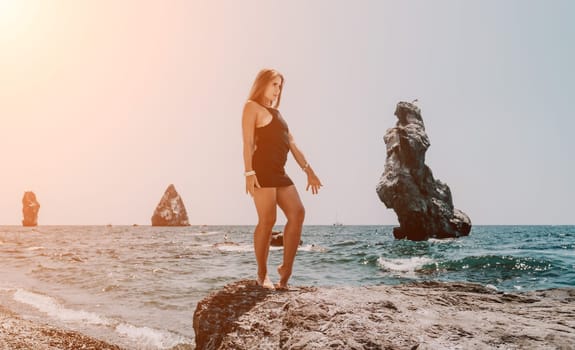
[{"x1": 0, "y1": 0, "x2": 40, "y2": 40}]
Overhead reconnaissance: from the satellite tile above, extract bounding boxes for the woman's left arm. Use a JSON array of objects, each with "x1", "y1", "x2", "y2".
[{"x1": 288, "y1": 132, "x2": 323, "y2": 194}]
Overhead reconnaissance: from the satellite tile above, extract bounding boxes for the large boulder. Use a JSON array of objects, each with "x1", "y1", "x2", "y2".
[
  {"x1": 151, "y1": 184, "x2": 190, "y2": 226},
  {"x1": 193, "y1": 280, "x2": 575, "y2": 350},
  {"x1": 22, "y1": 191, "x2": 40, "y2": 227},
  {"x1": 376, "y1": 101, "x2": 471, "y2": 240}
]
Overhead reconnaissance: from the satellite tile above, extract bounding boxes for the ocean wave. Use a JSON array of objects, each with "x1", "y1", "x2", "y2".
[
  {"x1": 31, "y1": 264, "x2": 59, "y2": 274},
  {"x1": 299, "y1": 244, "x2": 328, "y2": 252},
  {"x1": 332, "y1": 240, "x2": 358, "y2": 247},
  {"x1": 418, "y1": 255, "x2": 554, "y2": 276},
  {"x1": 377, "y1": 256, "x2": 435, "y2": 276},
  {"x1": 195, "y1": 230, "x2": 223, "y2": 236},
  {"x1": 211, "y1": 243, "x2": 325, "y2": 253},
  {"x1": 26, "y1": 246, "x2": 45, "y2": 251},
  {"x1": 428, "y1": 238, "x2": 459, "y2": 245},
  {"x1": 12, "y1": 288, "x2": 192, "y2": 349},
  {"x1": 115, "y1": 323, "x2": 192, "y2": 350},
  {"x1": 52, "y1": 252, "x2": 86, "y2": 262},
  {"x1": 13, "y1": 289, "x2": 110, "y2": 325},
  {"x1": 211, "y1": 243, "x2": 253, "y2": 252}
]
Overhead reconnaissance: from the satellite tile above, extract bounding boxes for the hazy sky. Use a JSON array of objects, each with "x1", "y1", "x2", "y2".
[{"x1": 1, "y1": 1, "x2": 574, "y2": 225}]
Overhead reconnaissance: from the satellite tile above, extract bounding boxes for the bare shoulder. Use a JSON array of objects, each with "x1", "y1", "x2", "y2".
[
  {"x1": 244, "y1": 100, "x2": 265, "y2": 113},
  {"x1": 242, "y1": 101, "x2": 261, "y2": 125}
]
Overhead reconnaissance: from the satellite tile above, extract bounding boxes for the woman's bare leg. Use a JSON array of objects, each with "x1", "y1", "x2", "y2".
[
  {"x1": 252, "y1": 187, "x2": 277, "y2": 289},
  {"x1": 276, "y1": 185, "x2": 305, "y2": 288}
]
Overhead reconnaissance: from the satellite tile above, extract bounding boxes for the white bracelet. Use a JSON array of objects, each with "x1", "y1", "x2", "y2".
[
  {"x1": 302, "y1": 163, "x2": 310, "y2": 171},
  {"x1": 244, "y1": 170, "x2": 256, "y2": 177}
]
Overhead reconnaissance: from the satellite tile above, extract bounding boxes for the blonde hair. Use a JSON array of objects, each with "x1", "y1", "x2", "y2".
[{"x1": 247, "y1": 68, "x2": 284, "y2": 109}]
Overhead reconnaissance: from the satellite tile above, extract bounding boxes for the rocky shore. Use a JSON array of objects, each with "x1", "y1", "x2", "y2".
[
  {"x1": 194, "y1": 280, "x2": 575, "y2": 350},
  {"x1": 0, "y1": 306, "x2": 123, "y2": 350},
  {"x1": 3, "y1": 280, "x2": 573, "y2": 350}
]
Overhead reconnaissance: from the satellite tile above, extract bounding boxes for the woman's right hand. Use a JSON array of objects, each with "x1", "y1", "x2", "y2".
[{"x1": 245, "y1": 175, "x2": 261, "y2": 197}]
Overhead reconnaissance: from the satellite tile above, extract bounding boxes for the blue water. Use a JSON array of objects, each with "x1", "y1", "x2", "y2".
[{"x1": 0, "y1": 225, "x2": 573, "y2": 349}]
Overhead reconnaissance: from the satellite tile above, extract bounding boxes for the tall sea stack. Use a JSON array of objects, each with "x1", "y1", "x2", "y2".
[
  {"x1": 151, "y1": 184, "x2": 190, "y2": 226},
  {"x1": 376, "y1": 101, "x2": 471, "y2": 240},
  {"x1": 22, "y1": 191, "x2": 40, "y2": 227}
]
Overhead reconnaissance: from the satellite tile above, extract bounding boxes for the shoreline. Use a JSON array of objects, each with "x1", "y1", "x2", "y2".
[
  {"x1": 2, "y1": 280, "x2": 575, "y2": 350},
  {"x1": 0, "y1": 305, "x2": 123, "y2": 350}
]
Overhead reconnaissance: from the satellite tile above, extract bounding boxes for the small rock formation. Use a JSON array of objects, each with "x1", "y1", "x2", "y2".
[
  {"x1": 151, "y1": 184, "x2": 190, "y2": 226},
  {"x1": 193, "y1": 280, "x2": 575, "y2": 350},
  {"x1": 270, "y1": 231, "x2": 283, "y2": 246},
  {"x1": 270, "y1": 231, "x2": 303, "y2": 247},
  {"x1": 376, "y1": 101, "x2": 471, "y2": 240},
  {"x1": 22, "y1": 191, "x2": 40, "y2": 227}
]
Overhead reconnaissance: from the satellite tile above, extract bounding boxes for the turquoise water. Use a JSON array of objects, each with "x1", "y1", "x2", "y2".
[{"x1": 0, "y1": 225, "x2": 573, "y2": 349}]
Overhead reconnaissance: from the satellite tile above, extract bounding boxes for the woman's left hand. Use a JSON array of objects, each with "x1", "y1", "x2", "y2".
[{"x1": 306, "y1": 173, "x2": 323, "y2": 195}]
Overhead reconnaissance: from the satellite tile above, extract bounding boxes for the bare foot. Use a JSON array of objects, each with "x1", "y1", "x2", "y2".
[
  {"x1": 256, "y1": 275, "x2": 275, "y2": 290},
  {"x1": 276, "y1": 265, "x2": 290, "y2": 289}
]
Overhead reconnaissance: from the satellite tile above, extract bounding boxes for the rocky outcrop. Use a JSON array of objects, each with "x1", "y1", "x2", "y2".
[
  {"x1": 270, "y1": 231, "x2": 303, "y2": 247},
  {"x1": 22, "y1": 191, "x2": 40, "y2": 227},
  {"x1": 193, "y1": 280, "x2": 575, "y2": 350},
  {"x1": 376, "y1": 101, "x2": 471, "y2": 240},
  {"x1": 270, "y1": 231, "x2": 284, "y2": 246},
  {"x1": 151, "y1": 184, "x2": 190, "y2": 226}
]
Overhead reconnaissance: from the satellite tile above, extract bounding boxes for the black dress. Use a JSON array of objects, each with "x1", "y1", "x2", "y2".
[{"x1": 252, "y1": 107, "x2": 294, "y2": 188}]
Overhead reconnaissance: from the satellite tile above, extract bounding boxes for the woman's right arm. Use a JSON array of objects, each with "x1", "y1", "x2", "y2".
[{"x1": 242, "y1": 102, "x2": 260, "y2": 196}]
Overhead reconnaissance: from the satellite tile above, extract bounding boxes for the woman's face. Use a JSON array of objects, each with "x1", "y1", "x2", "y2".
[{"x1": 263, "y1": 76, "x2": 282, "y2": 105}]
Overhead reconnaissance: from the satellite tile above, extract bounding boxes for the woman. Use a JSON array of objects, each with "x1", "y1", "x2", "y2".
[{"x1": 242, "y1": 68, "x2": 322, "y2": 290}]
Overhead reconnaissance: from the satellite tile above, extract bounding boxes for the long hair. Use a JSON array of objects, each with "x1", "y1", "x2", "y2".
[{"x1": 247, "y1": 69, "x2": 284, "y2": 109}]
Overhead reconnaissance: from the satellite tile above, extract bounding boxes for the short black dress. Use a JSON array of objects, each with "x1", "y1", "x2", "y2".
[{"x1": 252, "y1": 107, "x2": 294, "y2": 188}]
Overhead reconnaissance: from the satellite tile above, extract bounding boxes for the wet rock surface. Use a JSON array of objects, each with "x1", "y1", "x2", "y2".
[{"x1": 194, "y1": 280, "x2": 575, "y2": 350}]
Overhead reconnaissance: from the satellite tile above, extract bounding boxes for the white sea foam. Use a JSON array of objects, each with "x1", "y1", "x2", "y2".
[
  {"x1": 195, "y1": 230, "x2": 222, "y2": 236},
  {"x1": 11, "y1": 288, "x2": 192, "y2": 349},
  {"x1": 213, "y1": 243, "x2": 324, "y2": 253},
  {"x1": 115, "y1": 323, "x2": 191, "y2": 350},
  {"x1": 486, "y1": 284, "x2": 498, "y2": 291},
  {"x1": 377, "y1": 256, "x2": 435, "y2": 276},
  {"x1": 428, "y1": 238, "x2": 456, "y2": 244},
  {"x1": 298, "y1": 244, "x2": 328, "y2": 252},
  {"x1": 209, "y1": 242, "x2": 251, "y2": 252},
  {"x1": 26, "y1": 246, "x2": 45, "y2": 251},
  {"x1": 13, "y1": 289, "x2": 110, "y2": 325}
]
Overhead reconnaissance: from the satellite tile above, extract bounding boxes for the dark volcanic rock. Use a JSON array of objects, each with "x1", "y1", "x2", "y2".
[
  {"x1": 193, "y1": 280, "x2": 575, "y2": 350},
  {"x1": 270, "y1": 231, "x2": 283, "y2": 246},
  {"x1": 376, "y1": 101, "x2": 471, "y2": 240},
  {"x1": 193, "y1": 280, "x2": 278, "y2": 350},
  {"x1": 270, "y1": 231, "x2": 303, "y2": 247},
  {"x1": 151, "y1": 184, "x2": 190, "y2": 226},
  {"x1": 22, "y1": 191, "x2": 40, "y2": 227}
]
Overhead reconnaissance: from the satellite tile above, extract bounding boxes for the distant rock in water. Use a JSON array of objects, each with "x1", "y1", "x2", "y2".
[
  {"x1": 270, "y1": 231, "x2": 284, "y2": 246},
  {"x1": 270, "y1": 231, "x2": 303, "y2": 247},
  {"x1": 376, "y1": 101, "x2": 471, "y2": 240},
  {"x1": 151, "y1": 184, "x2": 190, "y2": 226},
  {"x1": 22, "y1": 191, "x2": 40, "y2": 227}
]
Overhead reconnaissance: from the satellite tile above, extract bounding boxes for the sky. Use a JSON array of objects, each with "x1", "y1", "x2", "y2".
[{"x1": 1, "y1": 0, "x2": 574, "y2": 225}]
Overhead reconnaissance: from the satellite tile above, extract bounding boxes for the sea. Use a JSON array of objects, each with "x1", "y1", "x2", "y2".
[{"x1": 0, "y1": 225, "x2": 573, "y2": 349}]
